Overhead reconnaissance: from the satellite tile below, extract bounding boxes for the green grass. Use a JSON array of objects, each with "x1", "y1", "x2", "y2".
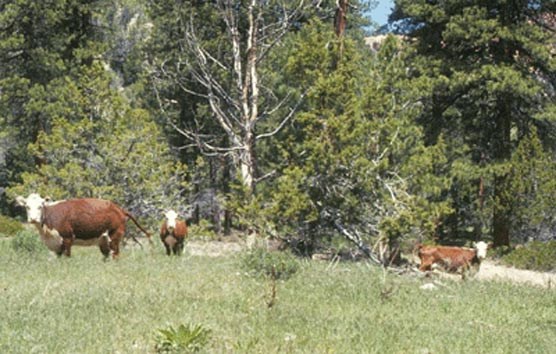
[{"x1": 0, "y1": 239, "x2": 555, "y2": 354}]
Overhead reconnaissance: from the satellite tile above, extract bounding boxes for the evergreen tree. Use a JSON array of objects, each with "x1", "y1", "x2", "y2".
[
  {"x1": 247, "y1": 22, "x2": 452, "y2": 260},
  {"x1": 6, "y1": 62, "x2": 188, "y2": 219},
  {"x1": 391, "y1": 0, "x2": 556, "y2": 246},
  {"x1": 0, "y1": 0, "x2": 105, "y2": 212}
]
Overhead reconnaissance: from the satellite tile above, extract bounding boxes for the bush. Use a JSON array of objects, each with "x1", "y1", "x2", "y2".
[
  {"x1": 187, "y1": 220, "x2": 218, "y2": 241},
  {"x1": 0, "y1": 215, "x2": 24, "y2": 236},
  {"x1": 241, "y1": 248, "x2": 299, "y2": 280},
  {"x1": 11, "y1": 230, "x2": 45, "y2": 254},
  {"x1": 501, "y1": 241, "x2": 556, "y2": 272},
  {"x1": 154, "y1": 323, "x2": 211, "y2": 353}
]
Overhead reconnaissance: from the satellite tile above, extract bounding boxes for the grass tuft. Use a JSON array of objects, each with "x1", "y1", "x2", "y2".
[
  {"x1": 10, "y1": 230, "x2": 46, "y2": 254},
  {"x1": 154, "y1": 323, "x2": 211, "y2": 353}
]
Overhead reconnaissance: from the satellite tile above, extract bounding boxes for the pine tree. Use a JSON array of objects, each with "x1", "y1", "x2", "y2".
[
  {"x1": 391, "y1": 0, "x2": 556, "y2": 246},
  {"x1": 6, "y1": 62, "x2": 188, "y2": 218},
  {"x1": 0, "y1": 0, "x2": 105, "y2": 211},
  {"x1": 255, "y1": 22, "x2": 452, "y2": 260}
]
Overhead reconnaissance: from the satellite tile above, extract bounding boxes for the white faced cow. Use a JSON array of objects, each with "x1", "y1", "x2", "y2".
[
  {"x1": 16, "y1": 193, "x2": 151, "y2": 259},
  {"x1": 160, "y1": 210, "x2": 188, "y2": 255}
]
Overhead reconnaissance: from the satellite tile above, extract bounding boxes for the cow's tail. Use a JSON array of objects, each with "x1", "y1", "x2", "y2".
[{"x1": 124, "y1": 210, "x2": 154, "y2": 246}]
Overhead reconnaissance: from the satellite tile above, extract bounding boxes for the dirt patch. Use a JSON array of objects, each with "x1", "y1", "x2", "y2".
[{"x1": 476, "y1": 260, "x2": 556, "y2": 289}]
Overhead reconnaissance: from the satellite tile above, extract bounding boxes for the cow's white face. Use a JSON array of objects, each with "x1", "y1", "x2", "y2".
[
  {"x1": 16, "y1": 193, "x2": 47, "y2": 224},
  {"x1": 164, "y1": 210, "x2": 178, "y2": 230},
  {"x1": 474, "y1": 241, "x2": 488, "y2": 259}
]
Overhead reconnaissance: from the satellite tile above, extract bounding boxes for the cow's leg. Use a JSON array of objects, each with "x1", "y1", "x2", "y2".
[
  {"x1": 164, "y1": 242, "x2": 171, "y2": 256},
  {"x1": 175, "y1": 239, "x2": 184, "y2": 255},
  {"x1": 55, "y1": 247, "x2": 64, "y2": 257},
  {"x1": 62, "y1": 237, "x2": 73, "y2": 257},
  {"x1": 461, "y1": 262, "x2": 471, "y2": 280},
  {"x1": 109, "y1": 226, "x2": 125, "y2": 259},
  {"x1": 99, "y1": 234, "x2": 111, "y2": 259},
  {"x1": 419, "y1": 257, "x2": 433, "y2": 271}
]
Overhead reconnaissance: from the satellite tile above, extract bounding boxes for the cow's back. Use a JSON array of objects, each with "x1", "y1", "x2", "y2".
[{"x1": 43, "y1": 198, "x2": 126, "y2": 239}]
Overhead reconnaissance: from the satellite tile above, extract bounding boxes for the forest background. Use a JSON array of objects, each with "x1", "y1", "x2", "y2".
[{"x1": 1, "y1": 0, "x2": 555, "y2": 261}]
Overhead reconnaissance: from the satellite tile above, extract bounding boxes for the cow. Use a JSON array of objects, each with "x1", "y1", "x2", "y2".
[
  {"x1": 15, "y1": 193, "x2": 152, "y2": 259},
  {"x1": 160, "y1": 210, "x2": 188, "y2": 255},
  {"x1": 417, "y1": 241, "x2": 489, "y2": 278}
]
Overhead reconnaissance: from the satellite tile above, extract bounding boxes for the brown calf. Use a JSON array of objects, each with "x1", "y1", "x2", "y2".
[
  {"x1": 417, "y1": 241, "x2": 489, "y2": 276},
  {"x1": 160, "y1": 210, "x2": 188, "y2": 255},
  {"x1": 16, "y1": 193, "x2": 151, "y2": 258}
]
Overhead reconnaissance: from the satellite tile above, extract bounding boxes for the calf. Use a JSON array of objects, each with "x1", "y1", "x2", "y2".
[
  {"x1": 160, "y1": 210, "x2": 188, "y2": 255},
  {"x1": 417, "y1": 241, "x2": 489, "y2": 277},
  {"x1": 16, "y1": 193, "x2": 151, "y2": 258}
]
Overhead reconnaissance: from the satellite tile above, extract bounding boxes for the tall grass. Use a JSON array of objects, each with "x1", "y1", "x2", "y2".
[{"x1": 0, "y1": 238, "x2": 554, "y2": 353}]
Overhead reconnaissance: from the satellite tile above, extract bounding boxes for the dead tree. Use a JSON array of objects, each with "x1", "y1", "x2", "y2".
[{"x1": 152, "y1": 0, "x2": 308, "y2": 193}]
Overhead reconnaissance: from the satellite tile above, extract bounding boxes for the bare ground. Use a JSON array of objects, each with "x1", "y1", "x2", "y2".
[{"x1": 476, "y1": 260, "x2": 556, "y2": 289}]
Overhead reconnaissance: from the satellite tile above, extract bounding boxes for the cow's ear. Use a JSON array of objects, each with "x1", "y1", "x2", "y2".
[
  {"x1": 15, "y1": 196, "x2": 26, "y2": 207},
  {"x1": 44, "y1": 196, "x2": 52, "y2": 203}
]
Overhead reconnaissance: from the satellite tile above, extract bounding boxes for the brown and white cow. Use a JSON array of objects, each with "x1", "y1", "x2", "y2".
[
  {"x1": 160, "y1": 210, "x2": 188, "y2": 255},
  {"x1": 16, "y1": 193, "x2": 152, "y2": 258},
  {"x1": 417, "y1": 241, "x2": 489, "y2": 277}
]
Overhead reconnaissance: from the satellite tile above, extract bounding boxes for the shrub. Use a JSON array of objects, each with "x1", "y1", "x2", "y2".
[
  {"x1": 0, "y1": 215, "x2": 24, "y2": 236},
  {"x1": 501, "y1": 241, "x2": 556, "y2": 272},
  {"x1": 187, "y1": 220, "x2": 218, "y2": 241},
  {"x1": 11, "y1": 230, "x2": 44, "y2": 254},
  {"x1": 241, "y1": 248, "x2": 299, "y2": 280},
  {"x1": 154, "y1": 324, "x2": 211, "y2": 353}
]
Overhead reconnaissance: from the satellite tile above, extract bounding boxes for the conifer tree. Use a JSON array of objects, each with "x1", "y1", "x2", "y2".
[
  {"x1": 0, "y1": 0, "x2": 104, "y2": 211},
  {"x1": 391, "y1": 0, "x2": 556, "y2": 246},
  {"x1": 253, "y1": 22, "x2": 452, "y2": 259},
  {"x1": 6, "y1": 62, "x2": 188, "y2": 218}
]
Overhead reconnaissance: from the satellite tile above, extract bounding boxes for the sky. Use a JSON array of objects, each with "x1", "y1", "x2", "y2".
[{"x1": 368, "y1": 0, "x2": 394, "y2": 26}]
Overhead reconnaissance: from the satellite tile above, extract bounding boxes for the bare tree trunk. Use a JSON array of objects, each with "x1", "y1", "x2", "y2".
[{"x1": 492, "y1": 103, "x2": 512, "y2": 247}]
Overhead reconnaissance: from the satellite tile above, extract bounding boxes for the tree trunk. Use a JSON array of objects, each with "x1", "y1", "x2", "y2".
[
  {"x1": 492, "y1": 102, "x2": 512, "y2": 247},
  {"x1": 493, "y1": 180, "x2": 510, "y2": 247}
]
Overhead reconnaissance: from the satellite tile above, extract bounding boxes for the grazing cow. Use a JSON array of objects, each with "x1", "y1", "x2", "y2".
[
  {"x1": 417, "y1": 241, "x2": 489, "y2": 277},
  {"x1": 160, "y1": 210, "x2": 188, "y2": 255},
  {"x1": 16, "y1": 193, "x2": 152, "y2": 258}
]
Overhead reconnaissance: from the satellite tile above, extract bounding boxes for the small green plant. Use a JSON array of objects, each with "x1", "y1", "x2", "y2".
[
  {"x1": 187, "y1": 220, "x2": 218, "y2": 241},
  {"x1": 11, "y1": 230, "x2": 44, "y2": 254},
  {"x1": 501, "y1": 241, "x2": 556, "y2": 272},
  {"x1": 154, "y1": 323, "x2": 211, "y2": 353},
  {"x1": 0, "y1": 215, "x2": 24, "y2": 236},
  {"x1": 241, "y1": 247, "x2": 299, "y2": 280}
]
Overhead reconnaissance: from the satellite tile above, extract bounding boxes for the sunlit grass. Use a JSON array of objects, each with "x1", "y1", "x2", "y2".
[{"x1": 0, "y1": 239, "x2": 555, "y2": 353}]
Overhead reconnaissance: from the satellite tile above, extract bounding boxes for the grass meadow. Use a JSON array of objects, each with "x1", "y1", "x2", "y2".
[{"x1": 1, "y1": 238, "x2": 555, "y2": 354}]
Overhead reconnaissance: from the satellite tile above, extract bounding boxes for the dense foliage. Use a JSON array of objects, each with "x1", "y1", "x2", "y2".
[
  {"x1": 501, "y1": 241, "x2": 556, "y2": 272},
  {"x1": 391, "y1": 0, "x2": 556, "y2": 246},
  {"x1": 1, "y1": 0, "x2": 555, "y2": 254}
]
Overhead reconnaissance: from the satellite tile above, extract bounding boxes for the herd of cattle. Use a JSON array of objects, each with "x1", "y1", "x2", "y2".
[
  {"x1": 15, "y1": 193, "x2": 489, "y2": 277},
  {"x1": 15, "y1": 193, "x2": 187, "y2": 258}
]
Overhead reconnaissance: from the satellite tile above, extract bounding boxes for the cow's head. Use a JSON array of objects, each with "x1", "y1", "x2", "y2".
[
  {"x1": 164, "y1": 210, "x2": 178, "y2": 230},
  {"x1": 473, "y1": 241, "x2": 489, "y2": 259},
  {"x1": 15, "y1": 193, "x2": 49, "y2": 224}
]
